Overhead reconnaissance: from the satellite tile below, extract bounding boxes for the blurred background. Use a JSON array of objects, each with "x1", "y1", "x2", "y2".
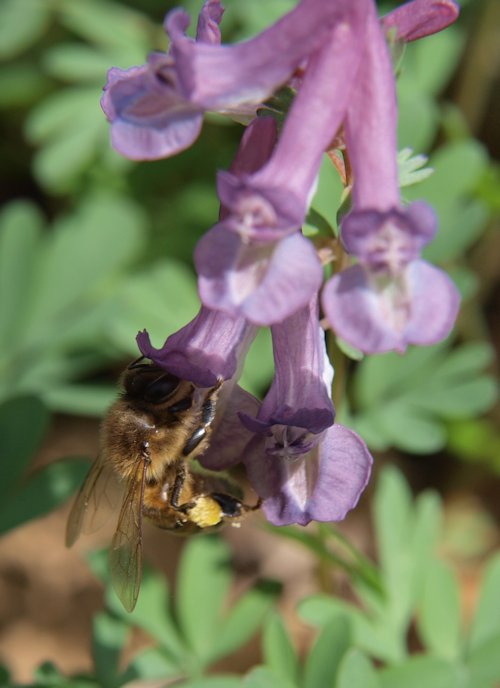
[{"x1": 0, "y1": 0, "x2": 499, "y2": 686}]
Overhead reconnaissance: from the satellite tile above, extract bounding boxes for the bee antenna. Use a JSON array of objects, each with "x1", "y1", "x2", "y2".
[{"x1": 128, "y1": 355, "x2": 147, "y2": 369}]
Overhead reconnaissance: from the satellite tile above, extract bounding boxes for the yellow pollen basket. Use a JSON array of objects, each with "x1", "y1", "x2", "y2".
[{"x1": 188, "y1": 495, "x2": 223, "y2": 527}]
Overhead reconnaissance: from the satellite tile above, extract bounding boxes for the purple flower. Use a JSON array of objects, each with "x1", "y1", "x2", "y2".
[
  {"x1": 321, "y1": 0, "x2": 460, "y2": 354},
  {"x1": 136, "y1": 305, "x2": 256, "y2": 387},
  {"x1": 236, "y1": 297, "x2": 372, "y2": 526},
  {"x1": 195, "y1": 116, "x2": 324, "y2": 325},
  {"x1": 101, "y1": 0, "x2": 368, "y2": 161},
  {"x1": 195, "y1": 4, "x2": 369, "y2": 325}
]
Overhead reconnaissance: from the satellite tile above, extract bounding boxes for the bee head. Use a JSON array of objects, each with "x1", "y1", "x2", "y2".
[{"x1": 123, "y1": 360, "x2": 181, "y2": 405}]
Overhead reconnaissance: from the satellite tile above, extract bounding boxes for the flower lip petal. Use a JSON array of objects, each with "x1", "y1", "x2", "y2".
[
  {"x1": 322, "y1": 259, "x2": 460, "y2": 355},
  {"x1": 196, "y1": 226, "x2": 323, "y2": 326},
  {"x1": 244, "y1": 424, "x2": 373, "y2": 526},
  {"x1": 340, "y1": 202, "x2": 437, "y2": 272},
  {"x1": 217, "y1": 171, "x2": 304, "y2": 241},
  {"x1": 101, "y1": 65, "x2": 204, "y2": 160}
]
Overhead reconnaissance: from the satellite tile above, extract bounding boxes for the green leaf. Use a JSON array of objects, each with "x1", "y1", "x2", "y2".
[
  {"x1": 353, "y1": 340, "x2": 497, "y2": 454},
  {"x1": 56, "y1": 0, "x2": 152, "y2": 55},
  {"x1": 32, "y1": 115, "x2": 106, "y2": 192},
  {"x1": 0, "y1": 63, "x2": 50, "y2": 109},
  {"x1": 468, "y1": 554, "x2": 500, "y2": 653},
  {"x1": 42, "y1": 384, "x2": 116, "y2": 417},
  {"x1": 176, "y1": 536, "x2": 232, "y2": 662},
  {"x1": 239, "y1": 328, "x2": 274, "y2": 396},
  {"x1": 22, "y1": 194, "x2": 145, "y2": 344},
  {"x1": 106, "y1": 260, "x2": 199, "y2": 358},
  {"x1": 398, "y1": 88, "x2": 438, "y2": 152},
  {"x1": 0, "y1": 457, "x2": 89, "y2": 535},
  {"x1": 92, "y1": 613, "x2": 128, "y2": 688},
  {"x1": 0, "y1": 0, "x2": 49, "y2": 58},
  {"x1": 378, "y1": 656, "x2": 460, "y2": 688},
  {"x1": 262, "y1": 613, "x2": 299, "y2": 686},
  {"x1": 303, "y1": 616, "x2": 350, "y2": 688},
  {"x1": 335, "y1": 337, "x2": 364, "y2": 362},
  {"x1": 417, "y1": 560, "x2": 462, "y2": 659},
  {"x1": 337, "y1": 649, "x2": 380, "y2": 688},
  {"x1": 244, "y1": 666, "x2": 297, "y2": 688},
  {"x1": 405, "y1": 140, "x2": 489, "y2": 263},
  {"x1": 373, "y1": 403, "x2": 447, "y2": 454},
  {"x1": 124, "y1": 646, "x2": 182, "y2": 682},
  {"x1": 298, "y1": 596, "x2": 400, "y2": 665},
  {"x1": 105, "y1": 567, "x2": 186, "y2": 663},
  {"x1": 210, "y1": 580, "x2": 281, "y2": 664},
  {"x1": 373, "y1": 467, "x2": 415, "y2": 636},
  {"x1": 311, "y1": 154, "x2": 344, "y2": 231},
  {"x1": 405, "y1": 28, "x2": 464, "y2": 96},
  {"x1": 177, "y1": 677, "x2": 242, "y2": 688},
  {"x1": 465, "y1": 632, "x2": 500, "y2": 688},
  {"x1": 42, "y1": 44, "x2": 117, "y2": 83},
  {"x1": 0, "y1": 201, "x2": 44, "y2": 349},
  {"x1": 398, "y1": 148, "x2": 433, "y2": 188},
  {"x1": 0, "y1": 396, "x2": 50, "y2": 500}
]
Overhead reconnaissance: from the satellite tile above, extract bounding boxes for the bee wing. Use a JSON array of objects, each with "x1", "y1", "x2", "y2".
[
  {"x1": 66, "y1": 455, "x2": 120, "y2": 547},
  {"x1": 109, "y1": 457, "x2": 146, "y2": 612}
]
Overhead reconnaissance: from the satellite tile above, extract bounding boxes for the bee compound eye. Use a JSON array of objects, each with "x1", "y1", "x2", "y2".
[{"x1": 143, "y1": 373, "x2": 181, "y2": 404}]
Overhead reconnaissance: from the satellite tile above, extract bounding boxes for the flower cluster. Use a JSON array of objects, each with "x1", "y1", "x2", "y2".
[{"x1": 102, "y1": 0, "x2": 460, "y2": 525}]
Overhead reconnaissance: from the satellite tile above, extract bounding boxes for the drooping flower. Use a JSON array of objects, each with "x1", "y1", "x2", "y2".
[
  {"x1": 234, "y1": 296, "x2": 373, "y2": 526},
  {"x1": 195, "y1": 2, "x2": 370, "y2": 325},
  {"x1": 321, "y1": 0, "x2": 460, "y2": 354},
  {"x1": 101, "y1": 0, "x2": 368, "y2": 161}
]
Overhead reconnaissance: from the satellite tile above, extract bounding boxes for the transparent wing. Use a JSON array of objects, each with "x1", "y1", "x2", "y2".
[
  {"x1": 109, "y1": 457, "x2": 146, "y2": 612},
  {"x1": 66, "y1": 455, "x2": 119, "y2": 547}
]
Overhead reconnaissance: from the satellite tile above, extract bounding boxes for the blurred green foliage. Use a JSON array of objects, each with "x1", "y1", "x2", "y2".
[{"x1": 4, "y1": 467, "x2": 500, "y2": 687}]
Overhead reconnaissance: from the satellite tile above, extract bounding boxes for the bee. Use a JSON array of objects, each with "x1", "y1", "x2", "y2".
[{"x1": 66, "y1": 357, "x2": 260, "y2": 611}]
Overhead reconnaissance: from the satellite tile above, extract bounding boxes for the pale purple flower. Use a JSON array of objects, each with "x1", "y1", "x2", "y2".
[
  {"x1": 321, "y1": 0, "x2": 460, "y2": 354},
  {"x1": 195, "y1": 3, "x2": 369, "y2": 325},
  {"x1": 237, "y1": 297, "x2": 373, "y2": 525},
  {"x1": 195, "y1": 116, "x2": 323, "y2": 325},
  {"x1": 101, "y1": 0, "x2": 367, "y2": 161},
  {"x1": 100, "y1": 0, "x2": 225, "y2": 160}
]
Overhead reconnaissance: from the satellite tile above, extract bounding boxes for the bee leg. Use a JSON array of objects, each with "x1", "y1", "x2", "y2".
[
  {"x1": 181, "y1": 382, "x2": 222, "y2": 456},
  {"x1": 170, "y1": 464, "x2": 195, "y2": 513}
]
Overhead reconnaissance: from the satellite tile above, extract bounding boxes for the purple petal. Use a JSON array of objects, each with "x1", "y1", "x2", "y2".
[
  {"x1": 262, "y1": 296, "x2": 334, "y2": 432},
  {"x1": 195, "y1": 0, "x2": 224, "y2": 44},
  {"x1": 199, "y1": 385, "x2": 260, "y2": 470},
  {"x1": 101, "y1": 65, "x2": 203, "y2": 160},
  {"x1": 322, "y1": 260, "x2": 460, "y2": 354},
  {"x1": 166, "y1": 0, "x2": 368, "y2": 112},
  {"x1": 195, "y1": 226, "x2": 323, "y2": 326},
  {"x1": 381, "y1": 0, "x2": 460, "y2": 42},
  {"x1": 402, "y1": 259, "x2": 461, "y2": 346},
  {"x1": 251, "y1": 4, "x2": 368, "y2": 202},
  {"x1": 340, "y1": 202, "x2": 437, "y2": 273},
  {"x1": 136, "y1": 307, "x2": 256, "y2": 386},
  {"x1": 244, "y1": 424, "x2": 373, "y2": 526},
  {"x1": 344, "y1": 4, "x2": 400, "y2": 211},
  {"x1": 216, "y1": 171, "x2": 304, "y2": 241}
]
